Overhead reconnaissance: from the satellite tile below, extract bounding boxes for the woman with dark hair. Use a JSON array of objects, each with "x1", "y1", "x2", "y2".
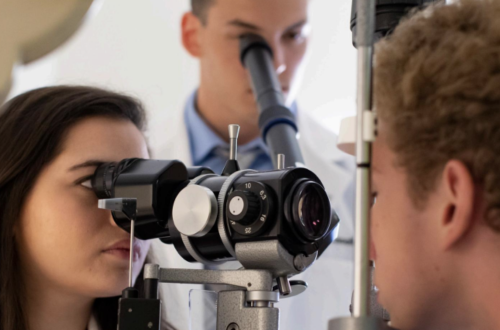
[{"x1": 0, "y1": 86, "x2": 153, "y2": 330}]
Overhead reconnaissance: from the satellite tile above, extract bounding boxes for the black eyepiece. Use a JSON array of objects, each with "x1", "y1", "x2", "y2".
[
  {"x1": 91, "y1": 158, "x2": 139, "y2": 199},
  {"x1": 91, "y1": 162, "x2": 117, "y2": 199},
  {"x1": 291, "y1": 181, "x2": 331, "y2": 242}
]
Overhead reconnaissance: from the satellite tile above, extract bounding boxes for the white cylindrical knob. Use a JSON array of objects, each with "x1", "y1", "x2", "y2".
[{"x1": 172, "y1": 185, "x2": 218, "y2": 237}]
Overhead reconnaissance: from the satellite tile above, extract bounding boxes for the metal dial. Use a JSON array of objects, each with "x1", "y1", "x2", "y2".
[
  {"x1": 226, "y1": 181, "x2": 272, "y2": 237},
  {"x1": 227, "y1": 191, "x2": 260, "y2": 225}
]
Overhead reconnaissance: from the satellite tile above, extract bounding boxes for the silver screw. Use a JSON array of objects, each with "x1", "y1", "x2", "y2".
[{"x1": 294, "y1": 254, "x2": 307, "y2": 271}]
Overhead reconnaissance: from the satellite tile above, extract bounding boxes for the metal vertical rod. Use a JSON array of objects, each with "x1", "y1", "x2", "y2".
[
  {"x1": 128, "y1": 219, "x2": 135, "y2": 288},
  {"x1": 144, "y1": 264, "x2": 160, "y2": 299},
  {"x1": 277, "y1": 276, "x2": 292, "y2": 296},
  {"x1": 229, "y1": 124, "x2": 240, "y2": 160},
  {"x1": 277, "y1": 154, "x2": 285, "y2": 170},
  {"x1": 353, "y1": 0, "x2": 375, "y2": 318}
]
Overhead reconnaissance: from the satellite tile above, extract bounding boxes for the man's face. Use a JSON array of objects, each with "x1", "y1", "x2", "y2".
[
  {"x1": 371, "y1": 127, "x2": 447, "y2": 329},
  {"x1": 197, "y1": 0, "x2": 309, "y2": 121}
]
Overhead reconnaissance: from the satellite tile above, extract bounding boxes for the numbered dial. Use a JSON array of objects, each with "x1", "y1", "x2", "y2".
[
  {"x1": 227, "y1": 191, "x2": 260, "y2": 225},
  {"x1": 226, "y1": 181, "x2": 271, "y2": 237}
]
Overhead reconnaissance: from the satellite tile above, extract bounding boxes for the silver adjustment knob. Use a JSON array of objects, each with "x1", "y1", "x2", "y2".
[
  {"x1": 277, "y1": 154, "x2": 285, "y2": 170},
  {"x1": 172, "y1": 185, "x2": 218, "y2": 237},
  {"x1": 229, "y1": 124, "x2": 240, "y2": 161}
]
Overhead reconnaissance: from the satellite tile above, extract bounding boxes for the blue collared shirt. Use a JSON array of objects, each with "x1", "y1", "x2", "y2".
[{"x1": 184, "y1": 90, "x2": 297, "y2": 174}]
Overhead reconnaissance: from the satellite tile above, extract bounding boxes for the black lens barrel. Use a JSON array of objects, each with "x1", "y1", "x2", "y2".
[
  {"x1": 290, "y1": 181, "x2": 332, "y2": 242},
  {"x1": 92, "y1": 162, "x2": 117, "y2": 199}
]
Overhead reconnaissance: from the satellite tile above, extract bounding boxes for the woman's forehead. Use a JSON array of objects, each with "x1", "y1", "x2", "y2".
[{"x1": 58, "y1": 117, "x2": 148, "y2": 164}]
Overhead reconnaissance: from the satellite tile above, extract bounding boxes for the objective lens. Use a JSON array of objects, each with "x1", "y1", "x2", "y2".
[{"x1": 292, "y1": 181, "x2": 331, "y2": 241}]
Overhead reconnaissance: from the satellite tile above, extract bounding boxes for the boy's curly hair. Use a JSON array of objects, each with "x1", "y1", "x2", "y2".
[{"x1": 374, "y1": 0, "x2": 500, "y2": 231}]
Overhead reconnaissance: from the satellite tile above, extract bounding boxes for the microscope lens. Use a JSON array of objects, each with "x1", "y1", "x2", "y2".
[
  {"x1": 293, "y1": 181, "x2": 331, "y2": 241},
  {"x1": 299, "y1": 186, "x2": 323, "y2": 237}
]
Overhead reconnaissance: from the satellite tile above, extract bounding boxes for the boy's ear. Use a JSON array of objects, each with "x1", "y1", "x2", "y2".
[
  {"x1": 181, "y1": 12, "x2": 203, "y2": 58},
  {"x1": 440, "y1": 160, "x2": 475, "y2": 250}
]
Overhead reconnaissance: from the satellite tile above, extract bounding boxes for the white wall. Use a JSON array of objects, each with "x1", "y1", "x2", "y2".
[{"x1": 9, "y1": 0, "x2": 356, "y2": 153}]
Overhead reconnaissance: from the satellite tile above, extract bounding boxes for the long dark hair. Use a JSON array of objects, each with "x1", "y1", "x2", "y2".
[{"x1": 0, "y1": 86, "x2": 146, "y2": 330}]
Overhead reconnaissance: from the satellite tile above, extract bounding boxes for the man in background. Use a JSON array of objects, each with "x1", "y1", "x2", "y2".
[
  {"x1": 151, "y1": 0, "x2": 356, "y2": 329},
  {"x1": 371, "y1": 0, "x2": 500, "y2": 329}
]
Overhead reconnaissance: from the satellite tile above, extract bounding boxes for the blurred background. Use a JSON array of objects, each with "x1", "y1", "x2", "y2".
[{"x1": 8, "y1": 0, "x2": 356, "y2": 156}]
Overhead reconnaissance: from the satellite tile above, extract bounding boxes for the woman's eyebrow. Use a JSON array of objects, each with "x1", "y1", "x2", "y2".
[{"x1": 68, "y1": 160, "x2": 106, "y2": 172}]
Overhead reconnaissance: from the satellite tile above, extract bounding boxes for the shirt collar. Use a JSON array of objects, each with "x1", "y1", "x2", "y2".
[
  {"x1": 184, "y1": 91, "x2": 226, "y2": 164},
  {"x1": 184, "y1": 90, "x2": 297, "y2": 165}
]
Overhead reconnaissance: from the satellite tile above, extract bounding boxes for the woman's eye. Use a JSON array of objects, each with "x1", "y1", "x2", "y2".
[{"x1": 80, "y1": 179, "x2": 92, "y2": 189}]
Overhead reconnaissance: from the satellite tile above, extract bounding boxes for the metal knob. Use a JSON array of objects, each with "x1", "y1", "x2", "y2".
[
  {"x1": 229, "y1": 124, "x2": 240, "y2": 161},
  {"x1": 172, "y1": 185, "x2": 218, "y2": 237},
  {"x1": 277, "y1": 154, "x2": 285, "y2": 170},
  {"x1": 227, "y1": 190, "x2": 260, "y2": 226}
]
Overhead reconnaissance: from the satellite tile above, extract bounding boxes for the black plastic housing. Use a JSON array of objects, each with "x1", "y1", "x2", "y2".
[{"x1": 110, "y1": 159, "x2": 189, "y2": 240}]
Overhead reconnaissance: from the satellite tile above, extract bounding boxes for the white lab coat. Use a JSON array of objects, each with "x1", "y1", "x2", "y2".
[{"x1": 149, "y1": 108, "x2": 355, "y2": 330}]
